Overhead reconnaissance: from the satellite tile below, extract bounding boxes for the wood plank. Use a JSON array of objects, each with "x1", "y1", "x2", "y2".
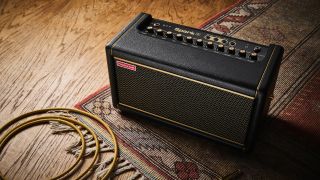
[{"x1": 0, "y1": 0, "x2": 236, "y2": 179}]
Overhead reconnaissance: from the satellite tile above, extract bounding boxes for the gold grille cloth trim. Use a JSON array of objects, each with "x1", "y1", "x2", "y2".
[{"x1": 0, "y1": 108, "x2": 118, "y2": 180}]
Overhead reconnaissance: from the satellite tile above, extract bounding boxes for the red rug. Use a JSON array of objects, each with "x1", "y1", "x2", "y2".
[{"x1": 76, "y1": 0, "x2": 320, "y2": 179}]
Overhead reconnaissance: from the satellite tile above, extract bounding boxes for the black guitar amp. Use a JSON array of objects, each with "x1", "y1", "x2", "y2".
[{"x1": 105, "y1": 13, "x2": 283, "y2": 150}]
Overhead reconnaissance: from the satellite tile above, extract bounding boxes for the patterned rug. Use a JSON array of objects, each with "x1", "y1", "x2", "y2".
[{"x1": 76, "y1": 0, "x2": 320, "y2": 179}]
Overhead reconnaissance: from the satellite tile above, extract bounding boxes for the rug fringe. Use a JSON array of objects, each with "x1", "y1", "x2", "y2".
[
  {"x1": 95, "y1": 157, "x2": 143, "y2": 180},
  {"x1": 49, "y1": 121, "x2": 143, "y2": 179},
  {"x1": 65, "y1": 138, "x2": 113, "y2": 157},
  {"x1": 49, "y1": 121, "x2": 76, "y2": 133},
  {"x1": 47, "y1": 110, "x2": 78, "y2": 120}
]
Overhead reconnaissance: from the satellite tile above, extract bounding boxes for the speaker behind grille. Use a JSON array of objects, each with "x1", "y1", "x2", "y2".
[{"x1": 114, "y1": 58, "x2": 254, "y2": 145}]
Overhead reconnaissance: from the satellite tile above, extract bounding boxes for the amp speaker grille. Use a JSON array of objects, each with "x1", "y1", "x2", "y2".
[{"x1": 115, "y1": 58, "x2": 254, "y2": 145}]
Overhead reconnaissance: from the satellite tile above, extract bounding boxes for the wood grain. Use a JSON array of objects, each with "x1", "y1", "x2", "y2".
[{"x1": 0, "y1": 0, "x2": 236, "y2": 179}]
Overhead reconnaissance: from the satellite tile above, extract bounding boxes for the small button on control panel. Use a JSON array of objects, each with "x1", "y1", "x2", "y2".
[{"x1": 140, "y1": 20, "x2": 268, "y2": 62}]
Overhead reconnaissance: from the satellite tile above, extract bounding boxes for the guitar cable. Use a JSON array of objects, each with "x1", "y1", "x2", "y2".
[{"x1": 0, "y1": 108, "x2": 118, "y2": 180}]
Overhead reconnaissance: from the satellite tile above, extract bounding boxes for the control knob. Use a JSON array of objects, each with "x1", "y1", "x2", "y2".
[
  {"x1": 186, "y1": 36, "x2": 193, "y2": 44},
  {"x1": 166, "y1": 31, "x2": 173, "y2": 38},
  {"x1": 228, "y1": 46, "x2": 235, "y2": 55},
  {"x1": 176, "y1": 33, "x2": 183, "y2": 41},
  {"x1": 206, "y1": 41, "x2": 213, "y2": 49},
  {"x1": 239, "y1": 49, "x2": 246, "y2": 57},
  {"x1": 217, "y1": 44, "x2": 224, "y2": 52},
  {"x1": 253, "y1": 46, "x2": 261, "y2": 53},
  {"x1": 146, "y1": 26, "x2": 153, "y2": 33},
  {"x1": 156, "y1": 29, "x2": 163, "y2": 36},
  {"x1": 250, "y1": 52, "x2": 258, "y2": 60},
  {"x1": 196, "y1": 39, "x2": 203, "y2": 46}
]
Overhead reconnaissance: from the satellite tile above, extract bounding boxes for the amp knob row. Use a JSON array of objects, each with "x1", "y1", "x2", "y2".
[{"x1": 146, "y1": 26, "x2": 258, "y2": 61}]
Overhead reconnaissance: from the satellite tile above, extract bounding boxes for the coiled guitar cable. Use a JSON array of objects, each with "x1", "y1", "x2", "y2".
[{"x1": 0, "y1": 108, "x2": 118, "y2": 180}]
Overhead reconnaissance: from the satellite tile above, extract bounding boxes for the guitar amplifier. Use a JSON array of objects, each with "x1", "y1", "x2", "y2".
[{"x1": 105, "y1": 13, "x2": 283, "y2": 150}]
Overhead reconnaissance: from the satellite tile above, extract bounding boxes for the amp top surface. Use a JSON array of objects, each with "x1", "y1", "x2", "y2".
[{"x1": 108, "y1": 13, "x2": 283, "y2": 97}]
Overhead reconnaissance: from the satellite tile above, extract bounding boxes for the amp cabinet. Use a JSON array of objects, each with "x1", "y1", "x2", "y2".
[{"x1": 105, "y1": 13, "x2": 283, "y2": 150}]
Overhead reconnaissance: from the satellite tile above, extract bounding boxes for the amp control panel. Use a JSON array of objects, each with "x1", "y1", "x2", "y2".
[{"x1": 139, "y1": 19, "x2": 268, "y2": 62}]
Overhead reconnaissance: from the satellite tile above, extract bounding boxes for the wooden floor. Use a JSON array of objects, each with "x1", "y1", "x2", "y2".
[{"x1": 0, "y1": 0, "x2": 236, "y2": 179}]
